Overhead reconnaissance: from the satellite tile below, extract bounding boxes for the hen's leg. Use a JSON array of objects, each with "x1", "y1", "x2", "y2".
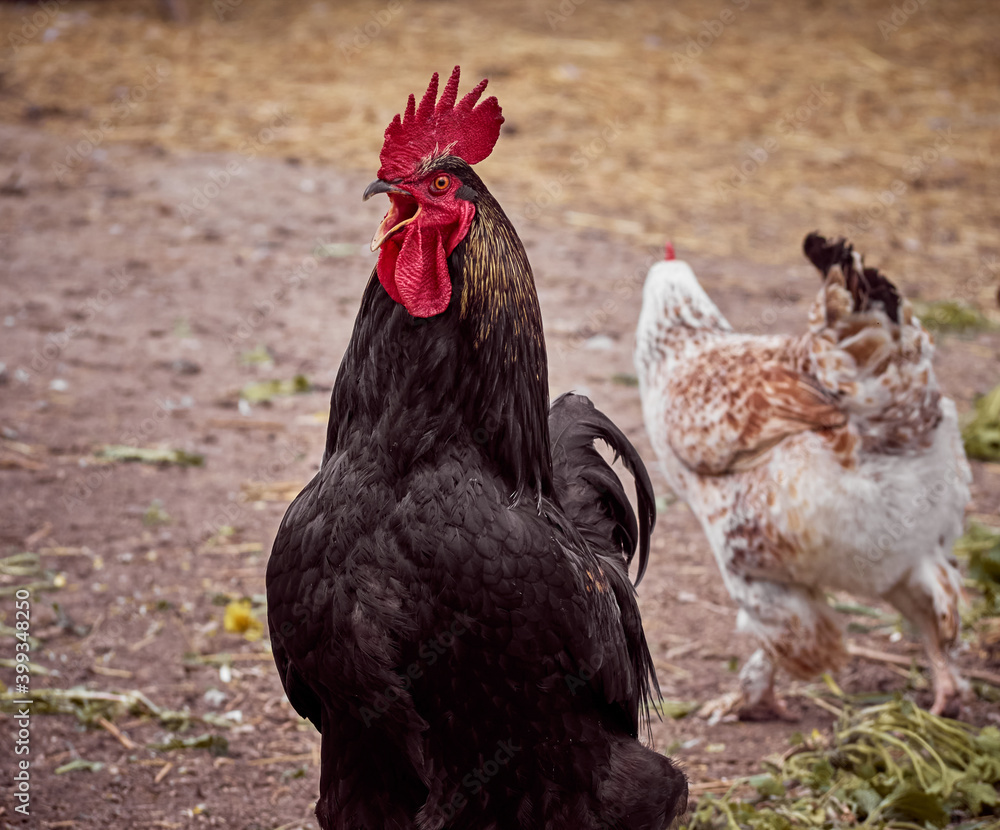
[
  {"x1": 698, "y1": 648, "x2": 779, "y2": 723},
  {"x1": 698, "y1": 650, "x2": 797, "y2": 723},
  {"x1": 700, "y1": 581, "x2": 844, "y2": 723},
  {"x1": 882, "y1": 558, "x2": 966, "y2": 718},
  {"x1": 736, "y1": 649, "x2": 794, "y2": 720}
]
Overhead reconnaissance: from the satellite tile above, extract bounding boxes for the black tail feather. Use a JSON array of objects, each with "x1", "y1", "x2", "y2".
[
  {"x1": 548, "y1": 393, "x2": 656, "y2": 587},
  {"x1": 549, "y1": 393, "x2": 661, "y2": 739},
  {"x1": 803, "y1": 231, "x2": 902, "y2": 323}
]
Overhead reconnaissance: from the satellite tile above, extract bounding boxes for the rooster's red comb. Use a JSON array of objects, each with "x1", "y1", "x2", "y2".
[{"x1": 377, "y1": 66, "x2": 504, "y2": 180}]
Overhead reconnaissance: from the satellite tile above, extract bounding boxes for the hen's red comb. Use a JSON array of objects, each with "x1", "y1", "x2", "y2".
[{"x1": 377, "y1": 66, "x2": 504, "y2": 180}]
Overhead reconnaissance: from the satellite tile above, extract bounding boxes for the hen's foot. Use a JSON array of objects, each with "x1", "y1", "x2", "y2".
[
  {"x1": 929, "y1": 685, "x2": 963, "y2": 720},
  {"x1": 696, "y1": 691, "x2": 798, "y2": 725},
  {"x1": 738, "y1": 691, "x2": 798, "y2": 722},
  {"x1": 696, "y1": 691, "x2": 742, "y2": 726}
]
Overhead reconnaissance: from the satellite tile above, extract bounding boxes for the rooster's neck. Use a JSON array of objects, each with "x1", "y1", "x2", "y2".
[{"x1": 327, "y1": 183, "x2": 552, "y2": 502}]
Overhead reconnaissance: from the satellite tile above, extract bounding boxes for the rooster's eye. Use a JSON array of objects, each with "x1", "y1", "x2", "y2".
[{"x1": 430, "y1": 175, "x2": 451, "y2": 193}]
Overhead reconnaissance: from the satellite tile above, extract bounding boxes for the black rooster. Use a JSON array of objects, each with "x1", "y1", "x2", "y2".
[{"x1": 266, "y1": 66, "x2": 687, "y2": 830}]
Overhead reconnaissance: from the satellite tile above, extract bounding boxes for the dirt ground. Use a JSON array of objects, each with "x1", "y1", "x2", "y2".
[{"x1": 1, "y1": 1, "x2": 999, "y2": 828}]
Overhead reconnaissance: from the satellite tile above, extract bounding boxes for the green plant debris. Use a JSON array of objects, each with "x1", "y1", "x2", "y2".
[
  {"x1": 239, "y1": 344, "x2": 275, "y2": 366},
  {"x1": 142, "y1": 499, "x2": 171, "y2": 526},
  {"x1": 151, "y1": 732, "x2": 229, "y2": 757},
  {"x1": 914, "y1": 300, "x2": 993, "y2": 334},
  {"x1": 314, "y1": 242, "x2": 361, "y2": 258},
  {"x1": 202, "y1": 525, "x2": 238, "y2": 548},
  {"x1": 962, "y1": 384, "x2": 1000, "y2": 462},
  {"x1": 0, "y1": 687, "x2": 160, "y2": 723},
  {"x1": 182, "y1": 650, "x2": 273, "y2": 669},
  {"x1": 655, "y1": 493, "x2": 678, "y2": 514},
  {"x1": 0, "y1": 658, "x2": 54, "y2": 676},
  {"x1": 656, "y1": 699, "x2": 699, "y2": 720},
  {"x1": 0, "y1": 551, "x2": 41, "y2": 577},
  {"x1": 955, "y1": 522, "x2": 1000, "y2": 618},
  {"x1": 240, "y1": 374, "x2": 311, "y2": 404},
  {"x1": 98, "y1": 445, "x2": 205, "y2": 467},
  {"x1": 973, "y1": 677, "x2": 1000, "y2": 705},
  {"x1": 749, "y1": 773, "x2": 785, "y2": 798},
  {"x1": 0, "y1": 621, "x2": 41, "y2": 649},
  {"x1": 55, "y1": 759, "x2": 105, "y2": 774},
  {"x1": 0, "y1": 579, "x2": 61, "y2": 597},
  {"x1": 611, "y1": 372, "x2": 639, "y2": 387},
  {"x1": 0, "y1": 552, "x2": 63, "y2": 596},
  {"x1": 683, "y1": 698, "x2": 1000, "y2": 829},
  {"x1": 830, "y1": 601, "x2": 896, "y2": 620},
  {"x1": 0, "y1": 687, "x2": 234, "y2": 732}
]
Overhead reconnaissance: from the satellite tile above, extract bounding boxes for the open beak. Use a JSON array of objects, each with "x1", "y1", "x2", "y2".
[{"x1": 364, "y1": 179, "x2": 419, "y2": 252}]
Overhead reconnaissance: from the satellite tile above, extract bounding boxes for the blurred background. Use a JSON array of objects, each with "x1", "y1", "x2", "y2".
[
  {"x1": 2, "y1": 0, "x2": 998, "y2": 282},
  {"x1": 1, "y1": 2, "x2": 999, "y2": 828}
]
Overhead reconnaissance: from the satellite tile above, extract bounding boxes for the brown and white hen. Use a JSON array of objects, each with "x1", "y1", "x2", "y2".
[{"x1": 635, "y1": 234, "x2": 971, "y2": 720}]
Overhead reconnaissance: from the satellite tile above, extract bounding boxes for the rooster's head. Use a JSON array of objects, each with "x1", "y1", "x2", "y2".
[{"x1": 363, "y1": 66, "x2": 504, "y2": 318}]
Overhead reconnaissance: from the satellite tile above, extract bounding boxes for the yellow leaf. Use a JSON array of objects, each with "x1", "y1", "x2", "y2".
[{"x1": 223, "y1": 600, "x2": 264, "y2": 641}]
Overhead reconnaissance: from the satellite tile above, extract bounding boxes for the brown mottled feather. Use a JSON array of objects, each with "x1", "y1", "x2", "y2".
[
  {"x1": 635, "y1": 237, "x2": 971, "y2": 718},
  {"x1": 662, "y1": 341, "x2": 846, "y2": 476}
]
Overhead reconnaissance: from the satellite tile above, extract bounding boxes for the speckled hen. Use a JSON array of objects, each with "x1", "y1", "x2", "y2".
[
  {"x1": 266, "y1": 67, "x2": 687, "y2": 829},
  {"x1": 635, "y1": 234, "x2": 971, "y2": 721}
]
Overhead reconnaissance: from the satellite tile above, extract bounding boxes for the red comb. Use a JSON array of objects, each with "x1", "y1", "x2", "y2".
[
  {"x1": 377, "y1": 66, "x2": 504, "y2": 180},
  {"x1": 664, "y1": 241, "x2": 675, "y2": 260}
]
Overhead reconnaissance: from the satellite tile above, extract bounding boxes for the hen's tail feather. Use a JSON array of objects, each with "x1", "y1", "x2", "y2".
[
  {"x1": 803, "y1": 232, "x2": 902, "y2": 322},
  {"x1": 549, "y1": 393, "x2": 656, "y2": 586}
]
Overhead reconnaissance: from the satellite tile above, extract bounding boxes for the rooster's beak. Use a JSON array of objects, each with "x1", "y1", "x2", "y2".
[
  {"x1": 365, "y1": 179, "x2": 419, "y2": 252},
  {"x1": 363, "y1": 179, "x2": 407, "y2": 201}
]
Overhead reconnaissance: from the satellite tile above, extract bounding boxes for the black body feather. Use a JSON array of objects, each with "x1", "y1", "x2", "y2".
[{"x1": 266, "y1": 158, "x2": 686, "y2": 829}]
